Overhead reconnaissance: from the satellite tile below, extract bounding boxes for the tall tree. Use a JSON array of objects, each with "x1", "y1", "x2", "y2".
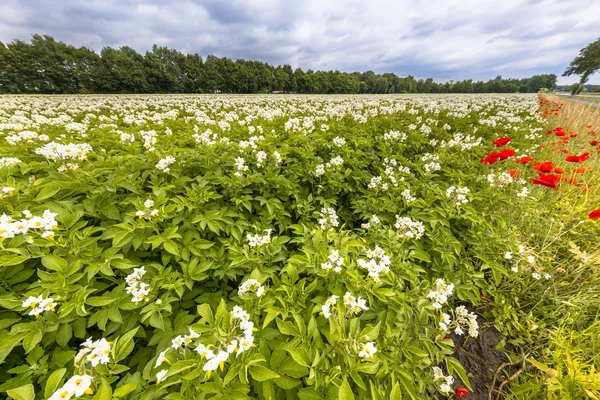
[{"x1": 563, "y1": 38, "x2": 600, "y2": 95}]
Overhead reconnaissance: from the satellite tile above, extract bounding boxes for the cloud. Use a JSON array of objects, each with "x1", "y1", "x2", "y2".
[{"x1": 0, "y1": 0, "x2": 598, "y2": 83}]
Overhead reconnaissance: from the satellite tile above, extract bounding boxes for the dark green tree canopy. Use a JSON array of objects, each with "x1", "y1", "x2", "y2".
[
  {"x1": 563, "y1": 38, "x2": 600, "y2": 94},
  {"x1": 0, "y1": 34, "x2": 557, "y2": 94}
]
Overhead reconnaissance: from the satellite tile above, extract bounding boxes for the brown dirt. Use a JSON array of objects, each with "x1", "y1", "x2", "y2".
[{"x1": 450, "y1": 326, "x2": 510, "y2": 400}]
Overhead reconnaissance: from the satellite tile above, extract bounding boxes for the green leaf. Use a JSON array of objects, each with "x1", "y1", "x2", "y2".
[
  {"x1": 113, "y1": 383, "x2": 138, "y2": 398},
  {"x1": 35, "y1": 185, "x2": 60, "y2": 201},
  {"x1": 7, "y1": 384, "x2": 35, "y2": 400},
  {"x1": 446, "y1": 357, "x2": 472, "y2": 390},
  {"x1": 339, "y1": 377, "x2": 354, "y2": 400},
  {"x1": 113, "y1": 327, "x2": 139, "y2": 363},
  {"x1": 297, "y1": 388, "x2": 323, "y2": 400},
  {"x1": 249, "y1": 365, "x2": 280, "y2": 381},
  {"x1": 390, "y1": 382, "x2": 402, "y2": 400},
  {"x1": 163, "y1": 240, "x2": 179, "y2": 255},
  {"x1": 197, "y1": 303, "x2": 214, "y2": 325},
  {"x1": 93, "y1": 378, "x2": 113, "y2": 400},
  {"x1": 41, "y1": 255, "x2": 67, "y2": 272},
  {"x1": 288, "y1": 348, "x2": 311, "y2": 367},
  {"x1": 397, "y1": 371, "x2": 418, "y2": 400},
  {"x1": 166, "y1": 360, "x2": 196, "y2": 378}
]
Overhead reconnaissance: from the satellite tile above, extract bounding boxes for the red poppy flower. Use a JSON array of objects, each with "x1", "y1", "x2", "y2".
[
  {"x1": 531, "y1": 173, "x2": 560, "y2": 189},
  {"x1": 570, "y1": 134, "x2": 578, "y2": 138},
  {"x1": 560, "y1": 149, "x2": 569, "y2": 154},
  {"x1": 455, "y1": 387, "x2": 469, "y2": 398},
  {"x1": 568, "y1": 178, "x2": 577, "y2": 185},
  {"x1": 532, "y1": 162, "x2": 555, "y2": 173},
  {"x1": 480, "y1": 156, "x2": 498, "y2": 165},
  {"x1": 516, "y1": 156, "x2": 534, "y2": 164},
  {"x1": 574, "y1": 168, "x2": 586, "y2": 174},
  {"x1": 554, "y1": 168, "x2": 564, "y2": 174},
  {"x1": 555, "y1": 131, "x2": 566, "y2": 137},
  {"x1": 590, "y1": 210, "x2": 600, "y2": 220},
  {"x1": 508, "y1": 170, "x2": 520, "y2": 178},
  {"x1": 565, "y1": 153, "x2": 590, "y2": 163},
  {"x1": 489, "y1": 149, "x2": 516, "y2": 160},
  {"x1": 591, "y1": 141, "x2": 599, "y2": 146},
  {"x1": 492, "y1": 137, "x2": 512, "y2": 147},
  {"x1": 545, "y1": 130, "x2": 552, "y2": 135}
]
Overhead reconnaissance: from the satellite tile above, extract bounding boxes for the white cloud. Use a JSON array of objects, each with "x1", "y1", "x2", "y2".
[{"x1": 0, "y1": 0, "x2": 598, "y2": 83}]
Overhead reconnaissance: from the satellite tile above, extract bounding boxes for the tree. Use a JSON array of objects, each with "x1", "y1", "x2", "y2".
[{"x1": 563, "y1": 38, "x2": 600, "y2": 95}]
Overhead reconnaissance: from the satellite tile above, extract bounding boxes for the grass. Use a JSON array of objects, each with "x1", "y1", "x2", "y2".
[{"x1": 496, "y1": 95, "x2": 600, "y2": 399}]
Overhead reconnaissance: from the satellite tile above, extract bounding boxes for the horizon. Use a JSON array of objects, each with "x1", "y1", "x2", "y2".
[{"x1": 0, "y1": 0, "x2": 598, "y2": 85}]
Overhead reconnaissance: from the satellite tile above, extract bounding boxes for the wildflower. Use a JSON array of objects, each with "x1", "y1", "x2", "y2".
[
  {"x1": 427, "y1": 279, "x2": 454, "y2": 309},
  {"x1": 446, "y1": 186, "x2": 470, "y2": 206},
  {"x1": 318, "y1": 207, "x2": 339, "y2": 230},
  {"x1": 492, "y1": 137, "x2": 512, "y2": 147},
  {"x1": 65, "y1": 375, "x2": 93, "y2": 397},
  {"x1": 320, "y1": 295, "x2": 338, "y2": 318},
  {"x1": 155, "y1": 156, "x2": 175, "y2": 173},
  {"x1": 343, "y1": 292, "x2": 369, "y2": 314},
  {"x1": 358, "y1": 342, "x2": 377, "y2": 359},
  {"x1": 357, "y1": 245, "x2": 391, "y2": 283},
  {"x1": 49, "y1": 387, "x2": 75, "y2": 400},
  {"x1": 156, "y1": 369, "x2": 168, "y2": 384},
  {"x1": 333, "y1": 136, "x2": 346, "y2": 146},
  {"x1": 125, "y1": 267, "x2": 150, "y2": 303},
  {"x1": 455, "y1": 387, "x2": 469, "y2": 398},
  {"x1": 155, "y1": 350, "x2": 169, "y2": 368},
  {"x1": 238, "y1": 279, "x2": 266, "y2": 297},
  {"x1": 395, "y1": 216, "x2": 425, "y2": 239},
  {"x1": 589, "y1": 210, "x2": 600, "y2": 220},
  {"x1": 246, "y1": 229, "x2": 272, "y2": 247}
]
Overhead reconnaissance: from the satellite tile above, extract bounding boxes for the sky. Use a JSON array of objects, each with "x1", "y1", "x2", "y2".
[{"x1": 0, "y1": 0, "x2": 598, "y2": 85}]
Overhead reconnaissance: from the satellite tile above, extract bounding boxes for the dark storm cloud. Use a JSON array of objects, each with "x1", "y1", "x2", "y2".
[{"x1": 0, "y1": 0, "x2": 598, "y2": 83}]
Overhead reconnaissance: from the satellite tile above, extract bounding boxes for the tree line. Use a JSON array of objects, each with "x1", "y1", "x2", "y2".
[{"x1": 0, "y1": 34, "x2": 558, "y2": 95}]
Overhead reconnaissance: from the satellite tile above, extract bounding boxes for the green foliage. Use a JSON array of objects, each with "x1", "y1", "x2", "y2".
[
  {"x1": 0, "y1": 93, "x2": 597, "y2": 399},
  {"x1": 0, "y1": 34, "x2": 557, "y2": 94}
]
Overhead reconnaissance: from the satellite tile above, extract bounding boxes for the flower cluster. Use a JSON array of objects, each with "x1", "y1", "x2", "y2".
[
  {"x1": 343, "y1": 291, "x2": 369, "y2": 314},
  {"x1": 156, "y1": 156, "x2": 175, "y2": 173},
  {"x1": 445, "y1": 186, "x2": 470, "y2": 206},
  {"x1": 48, "y1": 375, "x2": 93, "y2": 400},
  {"x1": 234, "y1": 157, "x2": 249, "y2": 176},
  {"x1": 333, "y1": 136, "x2": 346, "y2": 147},
  {"x1": 321, "y1": 249, "x2": 344, "y2": 273},
  {"x1": 136, "y1": 199, "x2": 159, "y2": 219},
  {"x1": 421, "y1": 153, "x2": 441, "y2": 173},
  {"x1": 193, "y1": 127, "x2": 218, "y2": 146},
  {"x1": 426, "y1": 279, "x2": 455, "y2": 309},
  {"x1": 504, "y1": 245, "x2": 551, "y2": 279},
  {"x1": 318, "y1": 207, "x2": 339, "y2": 230},
  {"x1": 394, "y1": 216, "x2": 425, "y2": 239},
  {"x1": 487, "y1": 172, "x2": 514, "y2": 188},
  {"x1": 361, "y1": 214, "x2": 380, "y2": 229},
  {"x1": 0, "y1": 209, "x2": 58, "y2": 240},
  {"x1": 22, "y1": 295, "x2": 57, "y2": 317},
  {"x1": 75, "y1": 338, "x2": 112, "y2": 367},
  {"x1": 247, "y1": 229, "x2": 272, "y2": 247},
  {"x1": 320, "y1": 294, "x2": 338, "y2": 318},
  {"x1": 238, "y1": 279, "x2": 265, "y2": 297},
  {"x1": 6, "y1": 130, "x2": 49, "y2": 144},
  {"x1": 125, "y1": 266, "x2": 150, "y2": 303},
  {"x1": 439, "y1": 306, "x2": 479, "y2": 338},
  {"x1": 432, "y1": 366, "x2": 455, "y2": 394},
  {"x1": 315, "y1": 156, "x2": 344, "y2": 176},
  {"x1": 140, "y1": 130, "x2": 157, "y2": 151},
  {"x1": 357, "y1": 245, "x2": 391, "y2": 283},
  {"x1": 35, "y1": 142, "x2": 92, "y2": 161},
  {"x1": 0, "y1": 157, "x2": 22, "y2": 167},
  {"x1": 358, "y1": 342, "x2": 378, "y2": 359},
  {"x1": 383, "y1": 130, "x2": 407, "y2": 141}
]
